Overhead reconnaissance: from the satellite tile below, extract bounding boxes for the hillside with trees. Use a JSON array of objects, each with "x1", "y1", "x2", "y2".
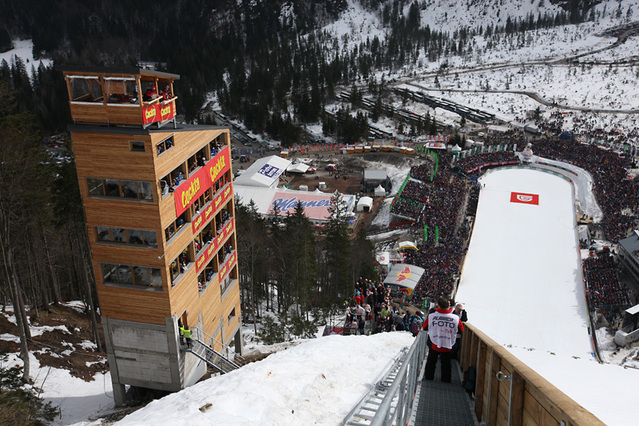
[{"x1": 0, "y1": 0, "x2": 600, "y2": 137}]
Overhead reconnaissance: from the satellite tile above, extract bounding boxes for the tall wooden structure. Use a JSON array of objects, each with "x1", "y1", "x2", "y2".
[{"x1": 61, "y1": 66, "x2": 242, "y2": 405}]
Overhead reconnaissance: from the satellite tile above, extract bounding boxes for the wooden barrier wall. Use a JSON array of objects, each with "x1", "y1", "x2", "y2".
[{"x1": 460, "y1": 323, "x2": 604, "y2": 426}]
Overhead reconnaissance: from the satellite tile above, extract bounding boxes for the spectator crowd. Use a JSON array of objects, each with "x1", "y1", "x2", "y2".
[{"x1": 383, "y1": 126, "x2": 638, "y2": 327}]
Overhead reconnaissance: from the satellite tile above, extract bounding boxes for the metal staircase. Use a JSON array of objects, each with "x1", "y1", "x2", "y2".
[{"x1": 184, "y1": 328, "x2": 244, "y2": 374}]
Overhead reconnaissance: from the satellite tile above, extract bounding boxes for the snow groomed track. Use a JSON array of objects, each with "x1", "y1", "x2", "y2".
[{"x1": 457, "y1": 167, "x2": 592, "y2": 358}]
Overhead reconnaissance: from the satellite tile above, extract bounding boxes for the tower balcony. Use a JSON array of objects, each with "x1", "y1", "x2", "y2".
[{"x1": 60, "y1": 66, "x2": 180, "y2": 128}]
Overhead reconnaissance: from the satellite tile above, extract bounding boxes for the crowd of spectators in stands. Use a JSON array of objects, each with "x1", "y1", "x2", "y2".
[
  {"x1": 382, "y1": 120, "x2": 637, "y2": 328},
  {"x1": 530, "y1": 137, "x2": 638, "y2": 242},
  {"x1": 583, "y1": 254, "x2": 632, "y2": 324},
  {"x1": 404, "y1": 238, "x2": 465, "y2": 302},
  {"x1": 384, "y1": 152, "x2": 471, "y2": 306},
  {"x1": 454, "y1": 150, "x2": 519, "y2": 174}
]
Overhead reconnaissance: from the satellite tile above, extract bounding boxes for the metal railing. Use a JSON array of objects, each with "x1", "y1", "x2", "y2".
[
  {"x1": 342, "y1": 331, "x2": 427, "y2": 426},
  {"x1": 189, "y1": 339, "x2": 240, "y2": 374},
  {"x1": 185, "y1": 326, "x2": 245, "y2": 373}
]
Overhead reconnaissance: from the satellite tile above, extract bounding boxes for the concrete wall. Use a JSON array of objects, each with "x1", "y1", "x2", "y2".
[{"x1": 103, "y1": 316, "x2": 206, "y2": 406}]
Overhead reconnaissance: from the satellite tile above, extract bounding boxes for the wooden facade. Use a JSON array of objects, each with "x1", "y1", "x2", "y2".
[
  {"x1": 460, "y1": 323, "x2": 604, "y2": 426},
  {"x1": 63, "y1": 67, "x2": 242, "y2": 351}
]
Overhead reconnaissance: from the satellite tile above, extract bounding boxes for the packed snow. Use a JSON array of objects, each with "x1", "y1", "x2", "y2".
[
  {"x1": 0, "y1": 39, "x2": 52, "y2": 79},
  {"x1": 457, "y1": 167, "x2": 639, "y2": 425},
  {"x1": 113, "y1": 333, "x2": 414, "y2": 426},
  {"x1": 1, "y1": 1, "x2": 639, "y2": 425}
]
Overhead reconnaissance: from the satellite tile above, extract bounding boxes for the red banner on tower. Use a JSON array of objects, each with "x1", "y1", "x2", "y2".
[
  {"x1": 142, "y1": 101, "x2": 176, "y2": 125},
  {"x1": 174, "y1": 146, "x2": 231, "y2": 216}
]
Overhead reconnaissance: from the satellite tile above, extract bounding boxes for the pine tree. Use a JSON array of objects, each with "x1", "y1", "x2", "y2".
[
  {"x1": 283, "y1": 202, "x2": 317, "y2": 316},
  {"x1": 0, "y1": 77, "x2": 49, "y2": 382},
  {"x1": 323, "y1": 192, "x2": 352, "y2": 302},
  {"x1": 0, "y1": 354, "x2": 59, "y2": 424},
  {"x1": 235, "y1": 200, "x2": 268, "y2": 333}
]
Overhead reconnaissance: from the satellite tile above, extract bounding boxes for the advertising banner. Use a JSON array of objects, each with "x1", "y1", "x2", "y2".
[
  {"x1": 267, "y1": 191, "x2": 353, "y2": 221},
  {"x1": 510, "y1": 192, "x2": 539, "y2": 205},
  {"x1": 192, "y1": 182, "x2": 233, "y2": 234},
  {"x1": 142, "y1": 101, "x2": 176, "y2": 125},
  {"x1": 174, "y1": 146, "x2": 231, "y2": 216},
  {"x1": 195, "y1": 219, "x2": 235, "y2": 274}
]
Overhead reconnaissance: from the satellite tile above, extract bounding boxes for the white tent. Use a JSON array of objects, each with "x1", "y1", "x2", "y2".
[
  {"x1": 356, "y1": 196, "x2": 373, "y2": 212},
  {"x1": 374, "y1": 185, "x2": 386, "y2": 197},
  {"x1": 287, "y1": 162, "x2": 310, "y2": 174},
  {"x1": 233, "y1": 155, "x2": 291, "y2": 188},
  {"x1": 383, "y1": 263, "x2": 425, "y2": 295}
]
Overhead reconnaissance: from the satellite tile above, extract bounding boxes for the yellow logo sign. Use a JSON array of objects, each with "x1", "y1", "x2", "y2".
[
  {"x1": 180, "y1": 178, "x2": 201, "y2": 208},
  {"x1": 209, "y1": 155, "x2": 227, "y2": 183}
]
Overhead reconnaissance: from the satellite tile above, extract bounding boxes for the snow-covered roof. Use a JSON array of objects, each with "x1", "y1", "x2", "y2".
[
  {"x1": 364, "y1": 169, "x2": 387, "y2": 181},
  {"x1": 625, "y1": 304, "x2": 639, "y2": 316},
  {"x1": 233, "y1": 155, "x2": 291, "y2": 188}
]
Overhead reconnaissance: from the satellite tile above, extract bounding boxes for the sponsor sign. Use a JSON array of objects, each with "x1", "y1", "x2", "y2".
[
  {"x1": 220, "y1": 251, "x2": 237, "y2": 281},
  {"x1": 257, "y1": 164, "x2": 281, "y2": 179},
  {"x1": 510, "y1": 192, "x2": 539, "y2": 205},
  {"x1": 195, "y1": 219, "x2": 235, "y2": 274},
  {"x1": 174, "y1": 146, "x2": 231, "y2": 216},
  {"x1": 142, "y1": 101, "x2": 176, "y2": 125},
  {"x1": 396, "y1": 266, "x2": 412, "y2": 282},
  {"x1": 268, "y1": 192, "x2": 338, "y2": 220},
  {"x1": 191, "y1": 182, "x2": 234, "y2": 234},
  {"x1": 423, "y1": 142, "x2": 447, "y2": 149}
]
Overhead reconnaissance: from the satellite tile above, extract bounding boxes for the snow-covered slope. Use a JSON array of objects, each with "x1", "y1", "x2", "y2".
[{"x1": 114, "y1": 333, "x2": 414, "y2": 426}]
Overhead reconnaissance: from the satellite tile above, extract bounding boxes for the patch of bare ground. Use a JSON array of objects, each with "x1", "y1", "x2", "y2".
[
  {"x1": 285, "y1": 151, "x2": 425, "y2": 193},
  {"x1": 27, "y1": 304, "x2": 107, "y2": 382},
  {"x1": 0, "y1": 311, "x2": 19, "y2": 353}
]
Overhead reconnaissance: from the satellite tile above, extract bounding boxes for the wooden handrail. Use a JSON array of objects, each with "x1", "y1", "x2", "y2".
[{"x1": 461, "y1": 323, "x2": 604, "y2": 426}]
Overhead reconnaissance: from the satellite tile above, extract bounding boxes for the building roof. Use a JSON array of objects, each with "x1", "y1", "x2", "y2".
[
  {"x1": 233, "y1": 156, "x2": 291, "y2": 188},
  {"x1": 67, "y1": 123, "x2": 225, "y2": 135},
  {"x1": 287, "y1": 163, "x2": 310, "y2": 174},
  {"x1": 57, "y1": 65, "x2": 180, "y2": 80},
  {"x1": 619, "y1": 232, "x2": 639, "y2": 263},
  {"x1": 364, "y1": 169, "x2": 388, "y2": 181}
]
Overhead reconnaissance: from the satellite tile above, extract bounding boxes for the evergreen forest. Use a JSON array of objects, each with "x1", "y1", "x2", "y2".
[{"x1": 0, "y1": 0, "x2": 607, "y2": 379}]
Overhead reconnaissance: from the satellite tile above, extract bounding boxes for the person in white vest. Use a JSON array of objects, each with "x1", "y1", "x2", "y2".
[{"x1": 422, "y1": 296, "x2": 464, "y2": 382}]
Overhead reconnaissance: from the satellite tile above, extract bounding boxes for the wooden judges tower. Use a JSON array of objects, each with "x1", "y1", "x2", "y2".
[{"x1": 61, "y1": 66, "x2": 242, "y2": 405}]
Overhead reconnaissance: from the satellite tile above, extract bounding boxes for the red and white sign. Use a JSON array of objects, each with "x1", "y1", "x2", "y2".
[
  {"x1": 142, "y1": 101, "x2": 176, "y2": 125},
  {"x1": 510, "y1": 192, "x2": 539, "y2": 205},
  {"x1": 195, "y1": 219, "x2": 235, "y2": 273},
  {"x1": 174, "y1": 146, "x2": 231, "y2": 216}
]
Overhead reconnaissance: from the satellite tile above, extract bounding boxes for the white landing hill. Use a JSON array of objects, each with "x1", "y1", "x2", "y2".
[{"x1": 457, "y1": 167, "x2": 639, "y2": 425}]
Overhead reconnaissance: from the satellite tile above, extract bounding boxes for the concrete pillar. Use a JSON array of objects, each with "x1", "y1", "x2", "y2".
[
  {"x1": 112, "y1": 382, "x2": 126, "y2": 407},
  {"x1": 234, "y1": 323, "x2": 244, "y2": 356}
]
